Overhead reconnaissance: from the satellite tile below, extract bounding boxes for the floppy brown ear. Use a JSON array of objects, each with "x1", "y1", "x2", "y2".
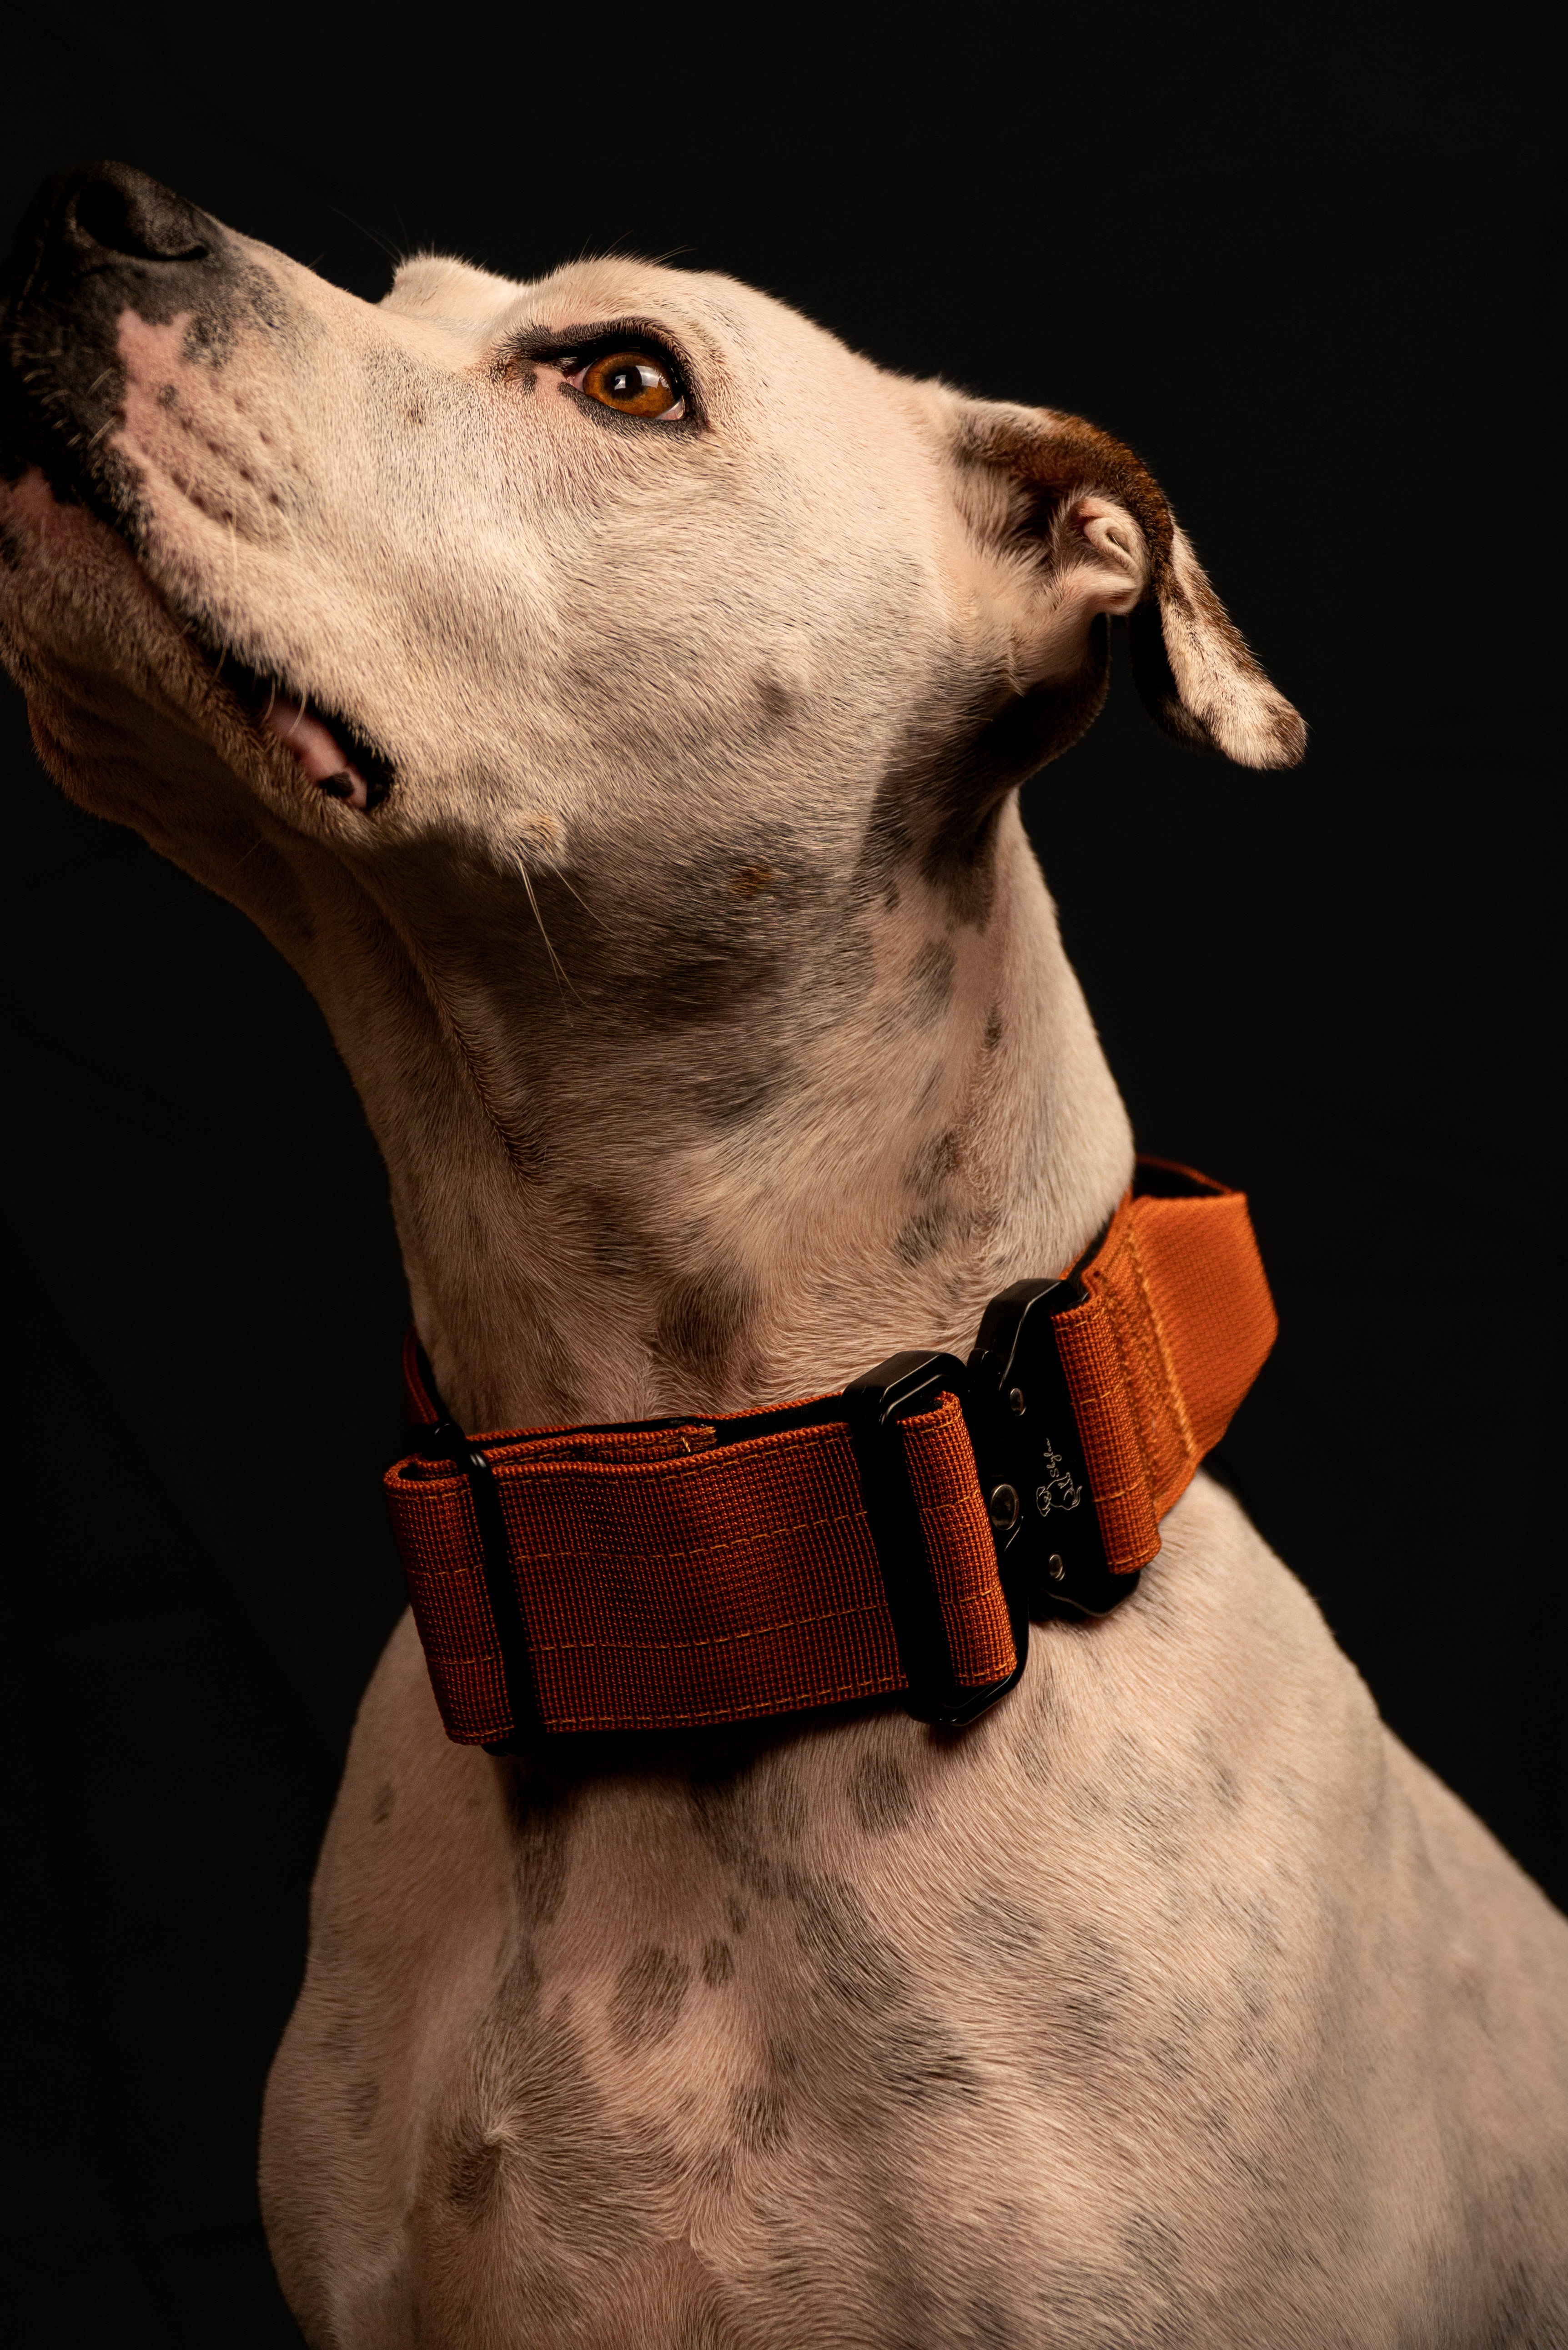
[{"x1": 948, "y1": 397, "x2": 1306, "y2": 770}]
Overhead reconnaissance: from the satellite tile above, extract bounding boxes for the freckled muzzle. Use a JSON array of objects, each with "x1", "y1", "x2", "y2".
[
  {"x1": 0, "y1": 159, "x2": 241, "y2": 529},
  {"x1": 0, "y1": 161, "x2": 399, "y2": 810}
]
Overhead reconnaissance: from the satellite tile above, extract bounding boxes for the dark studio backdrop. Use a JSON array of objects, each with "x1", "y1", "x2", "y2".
[{"x1": 2, "y1": 5, "x2": 1558, "y2": 2340}]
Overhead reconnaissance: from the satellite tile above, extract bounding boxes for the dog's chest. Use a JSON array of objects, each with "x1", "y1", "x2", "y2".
[{"x1": 267, "y1": 1486, "x2": 1568, "y2": 2347}]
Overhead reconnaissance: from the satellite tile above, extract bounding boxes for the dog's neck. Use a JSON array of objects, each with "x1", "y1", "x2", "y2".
[{"x1": 286, "y1": 798, "x2": 1131, "y2": 1436}]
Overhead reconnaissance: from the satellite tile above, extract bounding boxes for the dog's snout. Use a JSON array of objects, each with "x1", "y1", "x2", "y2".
[
  {"x1": 0, "y1": 160, "x2": 238, "y2": 513},
  {"x1": 59, "y1": 162, "x2": 211, "y2": 268},
  {"x1": 1, "y1": 160, "x2": 226, "y2": 332}
]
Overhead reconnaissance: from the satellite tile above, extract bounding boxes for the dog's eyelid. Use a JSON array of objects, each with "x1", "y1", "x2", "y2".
[
  {"x1": 504, "y1": 317, "x2": 698, "y2": 406},
  {"x1": 558, "y1": 337, "x2": 686, "y2": 391}
]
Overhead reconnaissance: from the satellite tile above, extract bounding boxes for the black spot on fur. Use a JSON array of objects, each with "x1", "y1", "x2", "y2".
[
  {"x1": 984, "y1": 1004, "x2": 1005, "y2": 1051},
  {"x1": 1057, "y1": 1923, "x2": 1135, "y2": 2059},
  {"x1": 755, "y1": 674, "x2": 798, "y2": 726},
  {"x1": 892, "y1": 1127, "x2": 969, "y2": 1265},
  {"x1": 894, "y1": 1202, "x2": 955, "y2": 1269},
  {"x1": 849, "y1": 1753, "x2": 915, "y2": 1833},
  {"x1": 701, "y1": 1938, "x2": 734, "y2": 1987},
  {"x1": 731, "y1": 2084, "x2": 789, "y2": 2152},
  {"x1": 610, "y1": 1944, "x2": 691, "y2": 2052},
  {"x1": 580, "y1": 1188, "x2": 658, "y2": 1284},
  {"x1": 908, "y1": 937, "x2": 955, "y2": 1026},
  {"x1": 435, "y1": 1957, "x2": 661, "y2": 2275},
  {"x1": 1146, "y1": 2031, "x2": 1196, "y2": 2082},
  {"x1": 513, "y1": 1819, "x2": 572, "y2": 1928},
  {"x1": 653, "y1": 1261, "x2": 758, "y2": 1386},
  {"x1": 792, "y1": 1876, "x2": 910, "y2": 2014},
  {"x1": 1121, "y1": 2209, "x2": 1187, "y2": 2291},
  {"x1": 960, "y1": 1887, "x2": 1043, "y2": 1967},
  {"x1": 967, "y1": 2296, "x2": 1018, "y2": 2350},
  {"x1": 689, "y1": 1759, "x2": 781, "y2": 1899},
  {"x1": 347, "y1": 2076, "x2": 381, "y2": 2135},
  {"x1": 694, "y1": 1054, "x2": 788, "y2": 1127},
  {"x1": 319, "y1": 2018, "x2": 354, "y2": 2064},
  {"x1": 872, "y1": 2012, "x2": 986, "y2": 2107},
  {"x1": 906, "y1": 1128, "x2": 962, "y2": 1196},
  {"x1": 503, "y1": 1937, "x2": 543, "y2": 2014}
]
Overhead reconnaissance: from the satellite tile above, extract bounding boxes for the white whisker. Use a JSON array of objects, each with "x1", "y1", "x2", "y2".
[
  {"x1": 518, "y1": 864, "x2": 582, "y2": 1003},
  {"x1": 545, "y1": 864, "x2": 607, "y2": 929}
]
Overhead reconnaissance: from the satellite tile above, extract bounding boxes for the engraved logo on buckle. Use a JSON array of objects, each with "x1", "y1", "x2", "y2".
[{"x1": 1034, "y1": 1438, "x2": 1083, "y2": 1518}]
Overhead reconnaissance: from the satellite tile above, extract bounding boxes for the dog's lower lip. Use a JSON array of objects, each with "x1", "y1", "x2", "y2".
[
  {"x1": 263, "y1": 693, "x2": 372, "y2": 811},
  {"x1": 208, "y1": 648, "x2": 393, "y2": 812}
]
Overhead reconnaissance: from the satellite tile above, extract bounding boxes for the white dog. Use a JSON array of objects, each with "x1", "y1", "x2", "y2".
[{"x1": 3, "y1": 163, "x2": 1564, "y2": 2350}]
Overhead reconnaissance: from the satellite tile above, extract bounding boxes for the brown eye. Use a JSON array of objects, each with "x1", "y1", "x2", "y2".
[{"x1": 576, "y1": 349, "x2": 684, "y2": 419}]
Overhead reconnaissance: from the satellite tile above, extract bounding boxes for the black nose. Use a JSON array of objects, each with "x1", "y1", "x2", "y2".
[
  {"x1": 54, "y1": 161, "x2": 211, "y2": 266},
  {"x1": 0, "y1": 161, "x2": 235, "y2": 508}
]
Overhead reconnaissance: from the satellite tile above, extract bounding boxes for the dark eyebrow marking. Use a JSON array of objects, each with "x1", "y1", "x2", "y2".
[{"x1": 498, "y1": 313, "x2": 706, "y2": 418}]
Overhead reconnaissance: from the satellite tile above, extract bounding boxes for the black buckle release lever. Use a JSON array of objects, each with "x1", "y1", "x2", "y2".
[{"x1": 965, "y1": 1278, "x2": 1144, "y2": 1622}]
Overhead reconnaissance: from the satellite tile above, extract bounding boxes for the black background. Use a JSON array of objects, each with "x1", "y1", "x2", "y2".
[{"x1": 3, "y1": 6, "x2": 1558, "y2": 2340}]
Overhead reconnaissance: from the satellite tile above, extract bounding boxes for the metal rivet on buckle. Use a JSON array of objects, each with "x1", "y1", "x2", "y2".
[{"x1": 988, "y1": 1482, "x2": 1021, "y2": 1529}]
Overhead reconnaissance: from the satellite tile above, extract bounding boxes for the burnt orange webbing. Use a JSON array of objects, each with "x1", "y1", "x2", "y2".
[{"x1": 387, "y1": 1162, "x2": 1275, "y2": 1742}]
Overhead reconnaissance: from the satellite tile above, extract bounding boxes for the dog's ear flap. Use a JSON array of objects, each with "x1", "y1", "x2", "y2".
[{"x1": 947, "y1": 397, "x2": 1306, "y2": 770}]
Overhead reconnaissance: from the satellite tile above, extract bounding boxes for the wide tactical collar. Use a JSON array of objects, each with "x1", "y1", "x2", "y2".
[{"x1": 387, "y1": 1160, "x2": 1275, "y2": 1748}]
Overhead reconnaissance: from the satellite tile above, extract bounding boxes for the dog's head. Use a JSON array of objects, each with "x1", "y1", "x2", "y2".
[
  {"x1": 0, "y1": 163, "x2": 1301, "y2": 931},
  {"x1": 0, "y1": 165, "x2": 1307, "y2": 1417}
]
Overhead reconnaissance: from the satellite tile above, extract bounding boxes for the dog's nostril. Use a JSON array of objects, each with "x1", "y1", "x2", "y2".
[{"x1": 65, "y1": 163, "x2": 209, "y2": 266}]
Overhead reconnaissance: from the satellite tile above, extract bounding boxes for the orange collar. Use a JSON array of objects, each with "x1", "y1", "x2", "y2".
[{"x1": 387, "y1": 1160, "x2": 1276, "y2": 1747}]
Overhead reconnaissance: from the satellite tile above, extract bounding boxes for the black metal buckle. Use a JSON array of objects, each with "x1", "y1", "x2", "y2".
[
  {"x1": 965, "y1": 1277, "x2": 1144, "y2": 1623},
  {"x1": 843, "y1": 1350, "x2": 1030, "y2": 1728}
]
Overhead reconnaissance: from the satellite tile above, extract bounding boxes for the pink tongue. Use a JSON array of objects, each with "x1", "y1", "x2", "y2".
[{"x1": 263, "y1": 697, "x2": 368, "y2": 809}]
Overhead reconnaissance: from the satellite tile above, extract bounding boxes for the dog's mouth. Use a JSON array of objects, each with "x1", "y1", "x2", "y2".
[
  {"x1": 204, "y1": 642, "x2": 396, "y2": 814},
  {"x1": 0, "y1": 446, "x2": 401, "y2": 818}
]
